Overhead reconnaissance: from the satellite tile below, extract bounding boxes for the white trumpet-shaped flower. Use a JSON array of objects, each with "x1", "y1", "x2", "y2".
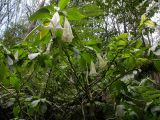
[
  {"x1": 45, "y1": 12, "x2": 62, "y2": 30},
  {"x1": 89, "y1": 61, "x2": 97, "y2": 76},
  {"x1": 28, "y1": 53, "x2": 40, "y2": 60},
  {"x1": 44, "y1": 39, "x2": 53, "y2": 54},
  {"x1": 7, "y1": 56, "x2": 13, "y2": 66},
  {"x1": 14, "y1": 51, "x2": 18, "y2": 61},
  {"x1": 62, "y1": 18, "x2": 74, "y2": 42},
  {"x1": 97, "y1": 53, "x2": 107, "y2": 68}
]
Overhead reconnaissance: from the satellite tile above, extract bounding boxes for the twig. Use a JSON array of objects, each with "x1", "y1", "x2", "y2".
[
  {"x1": 0, "y1": 82, "x2": 13, "y2": 95},
  {"x1": 62, "y1": 47, "x2": 86, "y2": 93},
  {"x1": 43, "y1": 67, "x2": 53, "y2": 97}
]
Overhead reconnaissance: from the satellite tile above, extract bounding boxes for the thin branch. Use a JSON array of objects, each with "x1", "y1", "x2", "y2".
[{"x1": 62, "y1": 47, "x2": 86, "y2": 93}]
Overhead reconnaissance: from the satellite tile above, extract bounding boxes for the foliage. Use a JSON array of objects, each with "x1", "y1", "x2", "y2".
[{"x1": 0, "y1": 0, "x2": 160, "y2": 120}]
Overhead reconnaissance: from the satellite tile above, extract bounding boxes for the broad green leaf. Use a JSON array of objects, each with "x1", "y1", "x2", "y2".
[
  {"x1": 10, "y1": 76, "x2": 20, "y2": 90},
  {"x1": 145, "y1": 20, "x2": 156, "y2": 28},
  {"x1": 40, "y1": 29, "x2": 49, "y2": 39},
  {"x1": 59, "y1": 0, "x2": 70, "y2": 10},
  {"x1": 81, "y1": 52, "x2": 92, "y2": 64},
  {"x1": 136, "y1": 41, "x2": 143, "y2": 48},
  {"x1": 117, "y1": 33, "x2": 128, "y2": 40},
  {"x1": 29, "y1": 8, "x2": 50, "y2": 21},
  {"x1": 85, "y1": 40, "x2": 101, "y2": 46},
  {"x1": 13, "y1": 106, "x2": 20, "y2": 117},
  {"x1": 66, "y1": 8, "x2": 85, "y2": 20},
  {"x1": 140, "y1": 14, "x2": 147, "y2": 26},
  {"x1": 117, "y1": 40, "x2": 126, "y2": 46}
]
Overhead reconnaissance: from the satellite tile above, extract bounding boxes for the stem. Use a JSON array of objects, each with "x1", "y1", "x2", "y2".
[
  {"x1": 62, "y1": 47, "x2": 86, "y2": 93},
  {"x1": 0, "y1": 82, "x2": 13, "y2": 95},
  {"x1": 15, "y1": 90, "x2": 33, "y2": 120},
  {"x1": 20, "y1": 63, "x2": 38, "y2": 91},
  {"x1": 43, "y1": 67, "x2": 53, "y2": 97},
  {"x1": 81, "y1": 101, "x2": 86, "y2": 120}
]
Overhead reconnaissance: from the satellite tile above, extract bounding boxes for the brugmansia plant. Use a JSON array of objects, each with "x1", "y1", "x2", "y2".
[{"x1": 0, "y1": 0, "x2": 160, "y2": 120}]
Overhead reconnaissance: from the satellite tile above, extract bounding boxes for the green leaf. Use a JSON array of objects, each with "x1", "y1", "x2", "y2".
[
  {"x1": 80, "y1": 4, "x2": 103, "y2": 17},
  {"x1": 40, "y1": 29, "x2": 49, "y2": 39},
  {"x1": 145, "y1": 20, "x2": 156, "y2": 28},
  {"x1": 140, "y1": 14, "x2": 147, "y2": 25},
  {"x1": 41, "y1": 104, "x2": 47, "y2": 114},
  {"x1": 0, "y1": 63, "x2": 7, "y2": 81},
  {"x1": 85, "y1": 39, "x2": 101, "y2": 46},
  {"x1": 154, "y1": 60, "x2": 160, "y2": 72},
  {"x1": 10, "y1": 76, "x2": 20, "y2": 90},
  {"x1": 117, "y1": 40, "x2": 127, "y2": 46},
  {"x1": 66, "y1": 8, "x2": 85, "y2": 20},
  {"x1": 13, "y1": 106, "x2": 20, "y2": 117},
  {"x1": 29, "y1": 8, "x2": 50, "y2": 21},
  {"x1": 135, "y1": 41, "x2": 142, "y2": 48},
  {"x1": 81, "y1": 52, "x2": 92, "y2": 64},
  {"x1": 59, "y1": 0, "x2": 70, "y2": 10}
]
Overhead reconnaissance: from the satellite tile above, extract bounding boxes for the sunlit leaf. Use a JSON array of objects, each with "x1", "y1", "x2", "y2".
[
  {"x1": 66, "y1": 8, "x2": 85, "y2": 20},
  {"x1": 59, "y1": 0, "x2": 70, "y2": 10},
  {"x1": 29, "y1": 8, "x2": 50, "y2": 21}
]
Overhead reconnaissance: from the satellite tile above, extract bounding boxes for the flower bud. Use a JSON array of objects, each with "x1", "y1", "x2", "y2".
[{"x1": 62, "y1": 18, "x2": 74, "y2": 42}]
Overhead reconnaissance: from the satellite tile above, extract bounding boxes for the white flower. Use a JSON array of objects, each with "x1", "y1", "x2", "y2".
[
  {"x1": 89, "y1": 61, "x2": 97, "y2": 76},
  {"x1": 45, "y1": 12, "x2": 62, "y2": 30},
  {"x1": 97, "y1": 53, "x2": 107, "y2": 68},
  {"x1": 62, "y1": 18, "x2": 74, "y2": 42},
  {"x1": 45, "y1": 39, "x2": 53, "y2": 54},
  {"x1": 153, "y1": 49, "x2": 160, "y2": 56},
  {"x1": 14, "y1": 51, "x2": 18, "y2": 61},
  {"x1": 28, "y1": 53, "x2": 40, "y2": 60},
  {"x1": 7, "y1": 56, "x2": 13, "y2": 66}
]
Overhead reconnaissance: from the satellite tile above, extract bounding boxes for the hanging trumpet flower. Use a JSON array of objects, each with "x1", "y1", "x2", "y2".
[
  {"x1": 28, "y1": 53, "x2": 40, "y2": 60},
  {"x1": 97, "y1": 53, "x2": 107, "y2": 69},
  {"x1": 89, "y1": 61, "x2": 97, "y2": 76},
  {"x1": 14, "y1": 50, "x2": 19, "y2": 61},
  {"x1": 45, "y1": 12, "x2": 62, "y2": 30},
  {"x1": 62, "y1": 17, "x2": 74, "y2": 42},
  {"x1": 44, "y1": 39, "x2": 53, "y2": 54}
]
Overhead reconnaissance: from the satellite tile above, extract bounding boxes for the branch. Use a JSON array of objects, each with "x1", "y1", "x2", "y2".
[{"x1": 62, "y1": 47, "x2": 87, "y2": 93}]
